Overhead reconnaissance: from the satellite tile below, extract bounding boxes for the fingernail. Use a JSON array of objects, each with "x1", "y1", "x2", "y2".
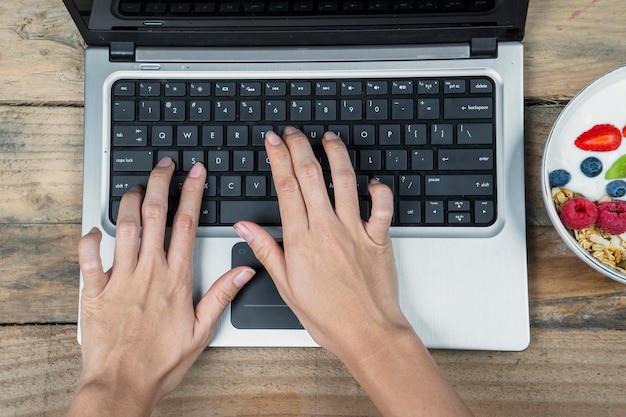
[
  {"x1": 188, "y1": 162, "x2": 205, "y2": 178},
  {"x1": 157, "y1": 157, "x2": 172, "y2": 167},
  {"x1": 233, "y1": 222, "x2": 255, "y2": 243},
  {"x1": 324, "y1": 131, "x2": 340, "y2": 141},
  {"x1": 87, "y1": 227, "x2": 100, "y2": 235},
  {"x1": 265, "y1": 131, "x2": 282, "y2": 146},
  {"x1": 283, "y1": 126, "x2": 298, "y2": 135},
  {"x1": 233, "y1": 267, "x2": 256, "y2": 288},
  {"x1": 370, "y1": 177, "x2": 381, "y2": 185}
]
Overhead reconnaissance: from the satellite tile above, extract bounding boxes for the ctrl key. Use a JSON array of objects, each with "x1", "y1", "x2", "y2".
[{"x1": 113, "y1": 150, "x2": 154, "y2": 171}]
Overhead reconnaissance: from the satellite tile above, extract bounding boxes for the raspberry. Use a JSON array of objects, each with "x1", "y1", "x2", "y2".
[
  {"x1": 597, "y1": 201, "x2": 626, "y2": 235},
  {"x1": 559, "y1": 197, "x2": 598, "y2": 230}
]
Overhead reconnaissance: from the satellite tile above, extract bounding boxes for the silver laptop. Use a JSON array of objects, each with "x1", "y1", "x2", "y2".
[{"x1": 66, "y1": 0, "x2": 530, "y2": 350}]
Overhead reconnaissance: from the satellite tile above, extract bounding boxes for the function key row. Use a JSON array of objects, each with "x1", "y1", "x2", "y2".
[{"x1": 113, "y1": 79, "x2": 494, "y2": 98}]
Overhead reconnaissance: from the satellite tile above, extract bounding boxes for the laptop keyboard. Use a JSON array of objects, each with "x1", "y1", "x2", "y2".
[{"x1": 110, "y1": 76, "x2": 496, "y2": 227}]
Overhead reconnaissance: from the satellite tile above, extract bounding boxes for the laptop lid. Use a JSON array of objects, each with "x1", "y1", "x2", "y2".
[{"x1": 63, "y1": 0, "x2": 529, "y2": 49}]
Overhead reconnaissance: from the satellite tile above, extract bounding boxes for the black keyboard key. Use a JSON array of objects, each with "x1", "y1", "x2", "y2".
[
  {"x1": 183, "y1": 151, "x2": 204, "y2": 171},
  {"x1": 139, "y1": 100, "x2": 160, "y2": 121},
  {"x1": 220, "y1": 201, "x2": 281, "y2": 224},
  {"x1": 437, "y1": 149, "x2": 493, "y2": 170},
  {"x1": 200, "y1": 201, "x2": 217, "y2": 224},
  {"x1": 111, "y1": 175, "x2": 149, "y2": 196},
  {"x1": 470, "y1": 79, "x2": 493, "y2": 94},
  {"x1": 189, "y1": 82, "x2": 211, "y2": 96},
  {"x1": 189, "y1": 100, "x2": 211, "y2": 121},
  {"x1": 417, "y1": 79, "x2": 439, "y2": 94},
  {"x1": 417, "y1": 99, "x2": 439, "y2": 119},
  {"x1": 444, "y1": 98, "x2": 493, "y2": 119},
  {"x1": 425, "y1": 175, "x2": 493, "y2": 196},
  {"x1": 399, "y1": 200, "x2": 421, "y2": 223},
  {"x1": 164, "y1": 100, "x2": 185, "y2": 121},
  {"x1": 341, "y1": 81, "x2": 363, "y2": 95},
  {"x1": 113, "y1": 100, "x2": 135, "y2": 121},
  {"x1": 220, "y1": 176, "x2": 242, "y2": 196},
  {"x1": 113, "y1": 150, "x2": 154, "y2": 171},
  {"x1": 114, "y1": 81, "x2": 136, "y2": 96},
  {"x1": 315, "y1": 100, "x2": 337, "y2": 121},
  {"x1": 265, "y1": 82, "x2": 287, "y2": 96},
  {"x1": 475, "y1": 200, "x2": 495, "y2": 224},
  {"x1": 139, "y1": 81, "x2": 160, "y2": 96},
  {"x1": 113, "y1": 126, "x2": 147, "y2": 146},
  {"x1": 443, "y1": 79, "x2": 466, "y2": 94},
  {"x1": 177, "y1": 126, "x2": 198, "y2": 146},
  {"x1": 457, "y1": 123, "x2": 493, "y2": 144},
  {"x1": 424, "y1": 200, "x2": 444, "y2": 223},
  {"x1": 164, "y1": 82, "x2": 186, "y2": 96}
]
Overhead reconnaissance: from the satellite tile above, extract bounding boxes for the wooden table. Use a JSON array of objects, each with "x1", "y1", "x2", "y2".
[{"x1": 1, "y1": 1, "x2": 624, "y2": 415}]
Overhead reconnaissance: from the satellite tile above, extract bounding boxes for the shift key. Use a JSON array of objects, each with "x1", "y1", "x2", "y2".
[
  {"x1": 425, "y1": 175, "x2": 493, "y2": 196},
  {"x1": 113, "y1": 150, "x2": 154, "y2": 171}
]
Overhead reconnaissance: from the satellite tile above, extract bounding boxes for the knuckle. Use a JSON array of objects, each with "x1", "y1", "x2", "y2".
[
  {"x1": 212, "y1": 285, "x2": 235, "y2": 311},
  {"x1": 142, "y1": 200, "x2": 168, "y2": 221},
  {"x1": 275, "y1": 175, "x2": 300, "y2": 196},
  {"x1": 332, "y1": 168, "x2": 357, "y2": 190},
  {"x1": 173, "y1": 211, "x2": 197, "y2": 234},
  {"x1": 296, "y1": 160, "x2": 322, "y2": 182},
  {"x1": 115, "y1": 217, "x2": 141, "y2": 240}
]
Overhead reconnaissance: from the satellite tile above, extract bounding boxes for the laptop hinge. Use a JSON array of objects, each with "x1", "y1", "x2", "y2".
[
  {"x1": 470, "y1": 37, "x2": 497, "y2": 58},
  {"x1": 110, "y1": 42, "x2": 135, "y2": 62}
]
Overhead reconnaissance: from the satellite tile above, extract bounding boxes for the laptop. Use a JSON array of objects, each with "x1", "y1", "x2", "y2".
[{"x1": 66, "y1": 0, "x2": 530, "y2": 350}]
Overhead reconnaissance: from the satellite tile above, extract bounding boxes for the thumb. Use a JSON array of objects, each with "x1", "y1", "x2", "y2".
[
  {"x1": 78, "y1": 227, "x2": 109, "y2": 298},
  {"x1": 193, "y1": 266, "x2": 255, "y2": 344}
]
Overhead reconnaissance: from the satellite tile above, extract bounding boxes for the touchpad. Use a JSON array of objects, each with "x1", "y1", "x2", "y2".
[{"x1": 231, "y1": 242, "x2": 303, "y2": 329}]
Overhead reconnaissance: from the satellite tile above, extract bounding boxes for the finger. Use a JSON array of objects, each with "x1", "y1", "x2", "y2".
[
  {"x1": 233, "y1": 221, "x2": 289, "y2": 292},
  {"x1": 168, "y1": 163, "x2": 206, "y2": 273},
  {"x1": 364, "y1": 179, "x2": 394, "y2": 244},
  {"x1": 265, "y1": 130, "x2": 308, "y2": 231},
  {"x1": 113, "y1": 185, "x2": 144, "y2": 271},
  {"x1": 193, "y1": 266, "x2": 256, "y2": 344},
  {"x1": 78, "y1": 227, "x2": 109, "y2": 298},
  {"x1": 140, "y1": 157, "x2": 175, "y2": 255},
  {"x1": 322, "y1": 131, "x2": 360, "y2": 224},
  {"x1": 281, "y1": 127, "x2": 333, "y2": 219}
]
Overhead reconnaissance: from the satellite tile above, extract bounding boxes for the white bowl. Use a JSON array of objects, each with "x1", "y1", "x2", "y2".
[{"x1": 542, "y1": 65, "x2": 626, "y2": 285}]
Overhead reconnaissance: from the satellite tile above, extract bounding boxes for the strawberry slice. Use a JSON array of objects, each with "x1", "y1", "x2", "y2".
[
  {"x1": 574, "y1": 124, "x2": 622, "y2": 152},
  {"x1": 622, "y1": 125, "x2": 626, "y2": 138}
]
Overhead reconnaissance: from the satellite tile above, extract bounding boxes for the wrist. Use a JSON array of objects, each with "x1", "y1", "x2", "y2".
[{"x1": 68, "y1": 373, "x2": 157, "y2": 417}]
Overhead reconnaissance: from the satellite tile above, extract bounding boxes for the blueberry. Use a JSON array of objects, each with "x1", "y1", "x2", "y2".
[
  {"x1": 549, "y1": 169, "x2": 571, "y2": 187},
  {"x1": 606, "y1": 180, "x2": 626, "y2": 198},
  {"x1": 580, "y1": 157, "x2": 603, "y2": 177}
]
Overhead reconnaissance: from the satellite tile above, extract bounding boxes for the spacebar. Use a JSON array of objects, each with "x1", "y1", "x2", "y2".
[{"x1": 220, "y1": 201, "x2": 281, "y2": 225}]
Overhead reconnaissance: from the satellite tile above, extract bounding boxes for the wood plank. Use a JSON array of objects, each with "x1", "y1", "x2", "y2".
[
  {"x1": 2, "y1": 224, "x2": 624, "y2": 329},
  {"x1": 524, "y1": 0, "x2": 626, "y2": 101},
  {"x1": 1, "y1": 325, "x2": 624, "y2": 417},
  {"x1": 0, "y1": 224, "x2": 80, "y2": 324},
  {"x1": 1, "y1": 0, "x2": 626, "y2": 104},
  {"x1": 0, "y1": 105, "x2": 83, "y2": 224},
  {"x1": 0, "y1": 0, "x2": 84, "y2": 105}
]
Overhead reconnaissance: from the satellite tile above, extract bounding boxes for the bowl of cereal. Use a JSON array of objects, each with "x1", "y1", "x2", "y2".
[{"x1": 542, "y1": 65, "x2": 626, "y2": 284}]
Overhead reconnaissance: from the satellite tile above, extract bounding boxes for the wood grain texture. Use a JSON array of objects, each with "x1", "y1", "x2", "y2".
[
  {"x1": 0, "y1": 105, "x2": 83, "y2": 225},
  {"x1": 1, "y1": 326, "x2": 624, "y2": 417}
]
